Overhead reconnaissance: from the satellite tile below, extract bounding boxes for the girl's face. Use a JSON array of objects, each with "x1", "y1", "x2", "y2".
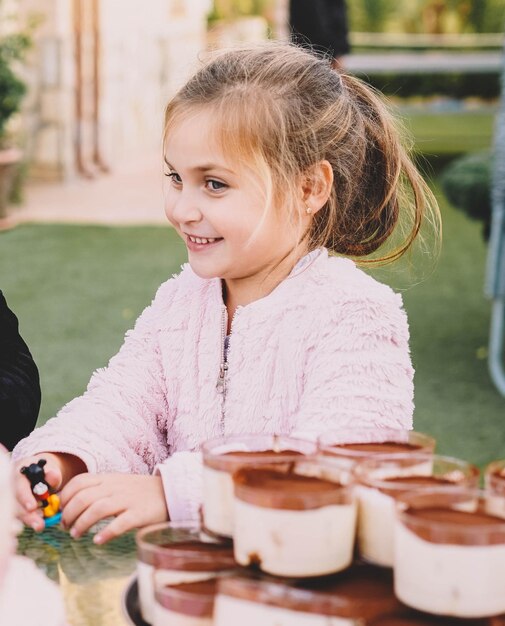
[{"x1": 164, "y1": 110, "x2": 307, "y2": 299}]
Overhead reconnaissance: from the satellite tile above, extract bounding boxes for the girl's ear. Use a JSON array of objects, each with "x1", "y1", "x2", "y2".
[{"x1": 301, "y1": 160, "x2": 334, "y2": 215}]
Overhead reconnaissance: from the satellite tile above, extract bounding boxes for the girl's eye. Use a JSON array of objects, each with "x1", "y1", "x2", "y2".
[
  {"x1": 166, "y1": 171, "x2": 182, "y2": 185},
  {"x1": 206, "y1": 179, "x2": 227, "y2": 192}
]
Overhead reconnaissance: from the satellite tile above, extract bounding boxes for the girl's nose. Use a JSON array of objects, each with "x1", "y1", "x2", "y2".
[{"x1": 168, "y1": 191, "x2": 202, "y2": 225}]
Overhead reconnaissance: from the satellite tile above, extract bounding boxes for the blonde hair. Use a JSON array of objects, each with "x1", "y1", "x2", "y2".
[{"x1": 163, "y1": 42, "x2": 440, "y2": 266}]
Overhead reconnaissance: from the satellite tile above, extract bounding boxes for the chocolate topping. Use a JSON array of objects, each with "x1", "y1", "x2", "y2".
[
  {"x1": 218, "y1": 565, "x2": 402, "y2": 619},
  {"x1": 155, "y1": 578, "x2": 219, "y2": 617},
  {"x1": 402, "y1": 507, "x2": 505, "y2": 545},
  {"x1": 385, "y1": 476, "x2": 454, "y2": 486},
  {"x1": 137, "y1": 532, "x2": 235, "y2": 570},
  {"x1": 376, "y1": 475, "x2": 456, "y2": 497},
  {"x1": 233, "y1": 467, "x2": 349, "y2": 510},
  {"x1": 334, "y1": 442, "x2": 422, "y2": 454},
  {"x1": 204, "y1": 448, "x2": 304, "y2": 472}
]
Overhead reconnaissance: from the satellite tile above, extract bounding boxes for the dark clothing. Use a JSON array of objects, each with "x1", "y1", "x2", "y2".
[
  {"x1": 290, "y1": 0, "x2": 350, "y2": 58},
  {"x1": 0, "y1": 290, "x2": 40, "y2": 449}
]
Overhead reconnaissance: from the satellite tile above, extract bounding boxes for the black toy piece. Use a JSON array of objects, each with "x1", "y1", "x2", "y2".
[
  {"x1": 20, "y1": 459, "x2": 49, "y2": 491},
  {"x1": 20, "y1": 459, "x2": 62, "y2": 528}
]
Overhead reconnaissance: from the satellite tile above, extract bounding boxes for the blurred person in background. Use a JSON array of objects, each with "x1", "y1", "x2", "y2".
[
  {"x1": 289, "y1": 0, "x2": 350, "y2": 69},
  {"x1": 0, "y1": 290, "x2": 40, "y2": 450}
]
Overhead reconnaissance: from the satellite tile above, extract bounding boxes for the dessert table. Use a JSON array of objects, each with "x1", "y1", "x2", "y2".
[{"x1": 16, "y1": 525, "x2": 138, "y2": 626}]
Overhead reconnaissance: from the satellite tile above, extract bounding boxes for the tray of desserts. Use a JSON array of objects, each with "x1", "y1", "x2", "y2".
[
  {"x1": 122, "y1": 576, "x2": 149, "y2": 626},
  {"x1": 126, "y1": 431, "x2": 505, "y2": 625}
]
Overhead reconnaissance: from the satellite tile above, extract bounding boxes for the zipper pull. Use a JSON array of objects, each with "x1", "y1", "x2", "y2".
[{"x1": 216, "y1": 362, "x2": 228, "y2": 394}]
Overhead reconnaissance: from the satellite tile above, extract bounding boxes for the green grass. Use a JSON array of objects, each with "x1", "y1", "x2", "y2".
[
  {"x1": 1, "y1": 186, "x2": 504, "y2": 469},
  {"x1": 404, "y1": 110, "x2": 495, "y2": 156},
  {"x1": 375, "y1": 187, "x2": 505, "y2": 468},
  {"x1": 0, "y1": 226, "x2": 187, "y2": 420}
]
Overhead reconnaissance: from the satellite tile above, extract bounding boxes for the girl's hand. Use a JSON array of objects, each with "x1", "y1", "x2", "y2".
[
  {"x1": 13, "y1": 452, "x2": 65, "y2": 531},
  {"x1": 59, "y1": 473, "x2": 169, "y2": 544}
]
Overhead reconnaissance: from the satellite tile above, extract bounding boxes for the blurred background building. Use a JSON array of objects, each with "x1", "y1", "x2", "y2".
[
  {"x1": 1, "y1": 0, "x2": 503, "y2": 184},
  {"x1": 5, "y1": 0, "x2": 211, "y2": 181}
]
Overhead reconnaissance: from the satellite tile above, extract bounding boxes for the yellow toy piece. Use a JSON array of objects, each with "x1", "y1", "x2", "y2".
[{"x1": 42, "y1": 493, "x2": 61, "y2": 519}]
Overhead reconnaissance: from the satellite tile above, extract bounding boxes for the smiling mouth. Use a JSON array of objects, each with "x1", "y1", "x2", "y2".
[{"x1": 187, "y1": 235, "x2": 223, "y2": 244}]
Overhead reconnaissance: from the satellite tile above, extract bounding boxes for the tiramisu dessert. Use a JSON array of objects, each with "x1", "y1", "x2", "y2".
[
  {"x1": 232, "y1": 459, "x2": 356, "y2": 577},
  {"x1": 202, "y1": 435, "x2": 316, "y2": 538},
  {"x1": 136, "y1": 522, "x2": 235, "y2": 624},
  {"x1": 353, "y1": 454, "x2": 479, "y2": 566},
  {"x1": 485, "y1": 460, "x2": 505, "y2": 519},
  {"x1": 395, "y1": 488, "x2": 505, "y2": 618},
  {"x1": 153, "y1": 577, "x2": 219, "y2": 626},
  {"x1": 214, "y1": 564, "x2": 403, "y2": 625},
  {"x1": 318, "y1": 429, "x2": 435, "y2": 469}
]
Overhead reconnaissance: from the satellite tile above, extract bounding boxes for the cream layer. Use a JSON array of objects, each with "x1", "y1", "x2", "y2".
[
  {"x1": 137, "y1": 562, "x2": 217, "y2": 624},
  {"x1": 355, "y1": 459, "x2": 434, "y2": 566},
  {"x1": 357, "y1": 485, "x2": 396, "y2": 566},
  {"x1": 152, "y1": 604, "x2": 211, "y2": 626},
  {"x1": 233, "y1": 499, "x2": 357, "y2": 577},
  {"x1": 214, "y1": 594, "x2": 353, "y2": 626},
  {"x1": 486, "y1": 494, "x2": 505, "y2": 519},
  {"x1": 394, "y1": 522, "x2": 505, "y2": 617},
  {"x1": 202, "y1": 466, "x2": 234, "y2": 538}
]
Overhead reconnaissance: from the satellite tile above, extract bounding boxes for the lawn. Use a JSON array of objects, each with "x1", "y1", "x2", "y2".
[
  {"x1": 405, "y1": 109, "x2": 495, "y2": 156},
  {"x1": 1, "y1": 181, "x2": 504, "y2": 469}
]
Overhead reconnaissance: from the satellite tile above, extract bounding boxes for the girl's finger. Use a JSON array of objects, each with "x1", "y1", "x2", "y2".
[
  {"x1": 43, "y1": 467, "x2": 63, "y2": 490},
  {"x1": 93, "y1": 510, "x2": 136, "y2": 545},
  {"x1": 69, "y1": 498, "x2": 124, "y2": 539},
  {"x1": 60, "y1": 484, "x2": 99, "y2": 530},
  {"x1": 14, "y1": 475, "x2": 38, "y2": 512},
  {"x1": 19, "y1": 509, "x2": 45, "y2": 532},
  {"x1": 59, "y1": 473, "x2": 99, "y2": 508}
]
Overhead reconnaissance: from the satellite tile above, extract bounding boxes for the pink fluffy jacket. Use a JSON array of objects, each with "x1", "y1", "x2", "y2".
[{"x1": 12, "y1": 249, "x2": 414, "y2": 521}]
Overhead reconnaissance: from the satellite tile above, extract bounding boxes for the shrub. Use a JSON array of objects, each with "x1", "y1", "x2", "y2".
[
  {"x1": 359, "y1": 71, "x2": 500, "y2": 100},
  {"x1": 0, "y1": 32, "x2": 30, "y2": 144},
  {"x1": 440, "y1": 151, "x2": 492, "y2": 239}
]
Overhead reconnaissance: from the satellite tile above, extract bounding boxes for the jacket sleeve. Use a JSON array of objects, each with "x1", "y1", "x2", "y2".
[
  {"x1": 155, "y1": 451, "x2": 203, "y2": 522},
  {"x1": 0, "y1": 291, "x2": 41, "y2": 450},
  {"x1": 11, "y1": 289, "x2": 172, "y2": 475},
  {"x1": 292, "y1": 290, "x2": 414, "y2": 441}
]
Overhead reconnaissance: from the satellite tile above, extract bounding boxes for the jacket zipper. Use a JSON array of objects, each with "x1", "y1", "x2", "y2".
[
  {"x1": 216, "y1": 305, "x2": 228, "y2": 435},
  {"x1": 216, "y1": 305, "x2": 241, "y2": 435}
]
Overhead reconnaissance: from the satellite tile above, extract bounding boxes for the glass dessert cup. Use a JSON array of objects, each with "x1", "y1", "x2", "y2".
[
  {"x1": 318, "y1": 429, "x2": 436, "y2": 469},
  {"x1": 394, "y1": 488, "x2": 505, "y2": 618},
  {"x1": 485, "y1": 459, "x2": 505, "y2": 519},
  {"x1": 353, "y1": 454, "x2": 479, "y2": 567},
  {"x1": 153, "y1": 577, "x2": 219, "y2": 626},
  {"x1": 202, "y1": 434, "x2": 316, "y2": 538},
  {"x1": 232, "y1": 458, "x2": 356, "y2": 577},
  {"x1": 214, "y1": 564, "x2": 403, "y2": 626},
  {"x1": 136, "y1": 522, "x2": 235, "y2": 624}
]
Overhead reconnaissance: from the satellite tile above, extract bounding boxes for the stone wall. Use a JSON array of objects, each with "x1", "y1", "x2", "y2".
[{"x1": 16, "y1": 0, "x2": 211, "y2": 181}]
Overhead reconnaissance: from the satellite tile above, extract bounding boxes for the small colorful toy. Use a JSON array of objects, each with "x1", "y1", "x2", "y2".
[{"x1": 20, "y1": 459, "x2": 62, "y2": 528}]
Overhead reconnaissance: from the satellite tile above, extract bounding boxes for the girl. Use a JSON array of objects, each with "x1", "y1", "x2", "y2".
[{"x1": 12, "y1": 42, "x2": 440, "y2": 544}]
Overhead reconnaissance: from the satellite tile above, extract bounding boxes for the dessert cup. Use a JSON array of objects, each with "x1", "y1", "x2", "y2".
[
  {"x1": 318, "y1": 429, "x2": 435, "y2": 469},
  {"x1": 153, "y1": 577, "x2": 218, "y2": 626},
  {"x1": 485, "y1": 460, "x2": 505, "y2": 519},
  {"x1": 214, "y1": 564, "x2": 402, "y2": 626},
  {"x1": 232, "y1": 458, "x2": 356, "y2": 577},
  {"x1": 353, "y1": 454, "x2": 479, "y2": 566},
  {"x1": 202, "y1": 434, "x2": 316, "y2": 538},
  {"x1": 136, "y1": 522, "x2": 235, "y2": 623},
  {"x1": 394, "y1": 488, "x2": 505, "y2": 618}
]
